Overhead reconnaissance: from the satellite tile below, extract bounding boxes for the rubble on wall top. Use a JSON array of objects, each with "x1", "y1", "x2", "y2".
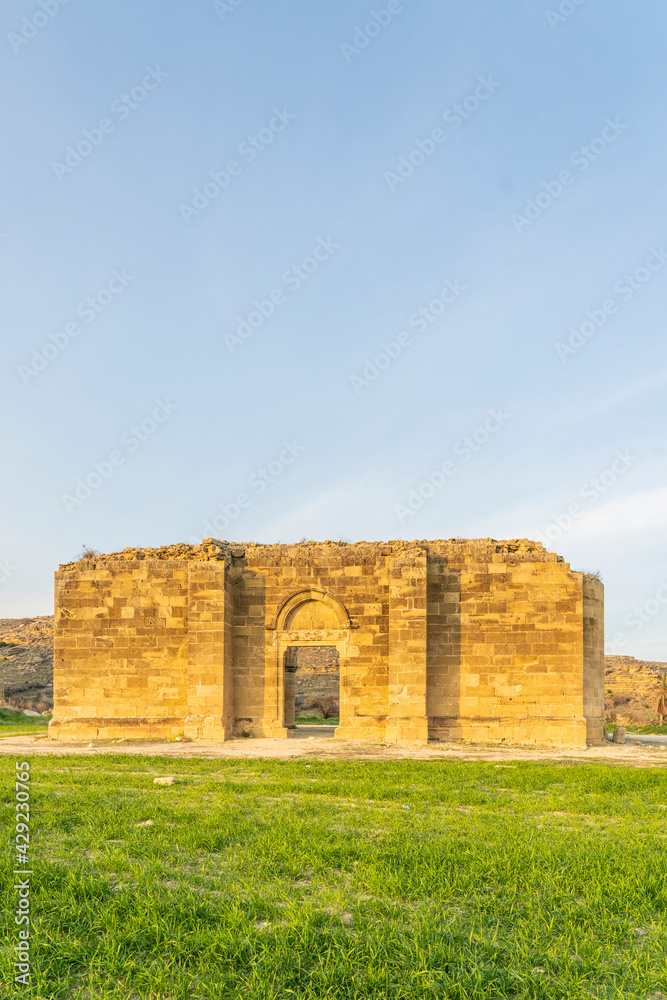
[
  {"x1": 59, "y1": 536, "x2": 549, "y2": 569},
  {"x1": 59, "y1": 539, "x2": 231, "y2": 569}
]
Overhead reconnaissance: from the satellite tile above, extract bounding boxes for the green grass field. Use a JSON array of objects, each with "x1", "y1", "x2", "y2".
[
  {"x1": 294, "y1": 715, "x2": 339, "y2": 726},
  {"x1": 608, "y1": 723, "x2": 667, "y2": 737},
  {"x1": 1, "y1": 756, "x2": 666, "y2": 999},
  {"x1": 0, "y1": 707, "x2": 50, "y2": 739}
]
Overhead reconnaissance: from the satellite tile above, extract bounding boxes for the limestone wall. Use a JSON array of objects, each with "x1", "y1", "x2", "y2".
[
  {"x1": 49, "y1": 538, "x2": 604, "y2": 747},
  {"x1": 183, "y1": 560, "x2": 232, "y2": 741},
  {"x1": 583, "y1": 575, "x2": 605, "y2": 743},
  {"x1": 386, "y1": 548, "x2": 427, "y2": 743},
  {"x1": 52, "y1": 559, "x2": 189, "y2": 741},
  {"x1": 426, "y1": 540, "x2": 588, "y2": 746},
  {"x1": 234, "y1": 541, "x2": 394, "y2": 739}
]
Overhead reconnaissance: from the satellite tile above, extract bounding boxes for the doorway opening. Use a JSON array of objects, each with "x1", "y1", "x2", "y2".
[{"x1": 284, "y1": 646, "x2": 340, "y2": 736}]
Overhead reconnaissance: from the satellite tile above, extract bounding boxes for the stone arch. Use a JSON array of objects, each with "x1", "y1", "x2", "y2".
[
  {"x1": 269, "y1": 588, "x2": 353, "y2": 632},
  {"x1": 268, "y1": 589, "x2": 353, "y2": 738}
]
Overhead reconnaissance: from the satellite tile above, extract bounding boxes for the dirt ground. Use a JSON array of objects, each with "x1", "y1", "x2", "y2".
[{"x1": 2, "y1": 732, "x2": 667, "y2": 767}]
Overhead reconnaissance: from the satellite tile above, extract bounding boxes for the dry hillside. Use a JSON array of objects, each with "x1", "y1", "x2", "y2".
[
  {"x1": 0, "y1": 616, "x2": 664, "y2": 725},
  {"x1": 604, "y1": 655, "x2": 667, "y2": 726},
  {"x1": 0, "y1": 616, "x2": 54, "y2": 712}
]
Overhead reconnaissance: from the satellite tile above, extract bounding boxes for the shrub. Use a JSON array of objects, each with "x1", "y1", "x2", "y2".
[
  {"x1": 77, "y1": 545, "x2": 100, "y2": 561},
  {"x1": 303, "y1": 695, "x2": 339, "y2": 719}
]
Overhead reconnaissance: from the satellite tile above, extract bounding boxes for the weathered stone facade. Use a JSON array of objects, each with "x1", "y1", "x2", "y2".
[{"x1": 49, "y1": 538, "x2": 605, "y2": 747}]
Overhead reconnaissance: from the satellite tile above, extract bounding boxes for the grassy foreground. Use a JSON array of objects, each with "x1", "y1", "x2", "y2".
[{"x1": 1, "y1": 756, "x2": 667, "y2": 999}]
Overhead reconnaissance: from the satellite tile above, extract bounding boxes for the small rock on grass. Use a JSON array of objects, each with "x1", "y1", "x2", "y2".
[{"x1": 135, "y1": 819, "x2": 154, "y2": 827}]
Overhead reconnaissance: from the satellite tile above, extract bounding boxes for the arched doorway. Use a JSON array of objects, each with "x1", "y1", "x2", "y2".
[
  {"x1": 269, "y1": 589, "x2": 351, "y2": 738},
  {"x1": 283, "y1": 645, "x2": 340, "y2": 733}
]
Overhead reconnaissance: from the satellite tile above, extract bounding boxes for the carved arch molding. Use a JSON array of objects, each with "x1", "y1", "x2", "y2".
[{"x1": 266, "y1": 588, "x2": 357, "y2": 632}]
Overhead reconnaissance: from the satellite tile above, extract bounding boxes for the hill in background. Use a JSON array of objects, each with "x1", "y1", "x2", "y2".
[
  {"x1": 604, "y1": 655, "x2": 666, "y2": 726},
  {"x1": 0, "y1": 616, "x2": 53, "y2": 713}
]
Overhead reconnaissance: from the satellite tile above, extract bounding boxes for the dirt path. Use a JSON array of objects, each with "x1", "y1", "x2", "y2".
[{"x1": 2, "y1": 733, "x2": 667, "y2": 767}]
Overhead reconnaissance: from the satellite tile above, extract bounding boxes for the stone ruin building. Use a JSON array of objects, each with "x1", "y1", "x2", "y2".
[{"x1": 49, "y1": 537, "x2": 605, "y2": 747}]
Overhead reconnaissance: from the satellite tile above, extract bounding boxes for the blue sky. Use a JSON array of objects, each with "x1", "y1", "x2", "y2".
[{"x1": 1, "y1": 0, "x2": 666, "y2": 659}]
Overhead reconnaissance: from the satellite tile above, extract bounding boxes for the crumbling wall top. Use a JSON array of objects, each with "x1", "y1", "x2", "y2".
[
  {"x1": 58, "y1": 537, "x2": 555, "y2": 572},
  {"x1": 58, "y1": 539, "x2": 231, "y2": 571}
]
